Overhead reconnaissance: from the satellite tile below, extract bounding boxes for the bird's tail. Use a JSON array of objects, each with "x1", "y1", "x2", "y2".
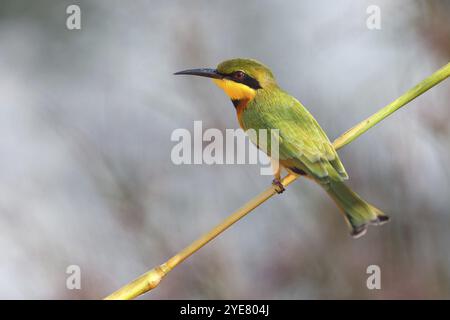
[{"x1": 323, "y1": 180, "x2": 389, "y2": 238}]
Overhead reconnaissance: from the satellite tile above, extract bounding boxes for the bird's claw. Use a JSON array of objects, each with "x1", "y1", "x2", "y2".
[{"x1": 272, "y1": 179, "x2": 285, "y2": 194}]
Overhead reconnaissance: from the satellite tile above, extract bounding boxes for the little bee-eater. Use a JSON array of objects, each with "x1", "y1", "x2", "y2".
[{"x1": 175, "y1": 58, "x2": 389, "y2": 238}]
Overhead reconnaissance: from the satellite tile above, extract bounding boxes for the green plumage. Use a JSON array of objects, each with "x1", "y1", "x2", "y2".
[
  {"x1": 241, "y1": 89, "x2": 347, "y2": 183},
  {"x1": 228, "y1": 60, "x2": 389, "y2": 237}
]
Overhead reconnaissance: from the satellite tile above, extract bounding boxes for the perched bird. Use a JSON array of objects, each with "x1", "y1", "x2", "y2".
[{"x1": 175, "y1": 58, "x2": 389, "y2": 238}]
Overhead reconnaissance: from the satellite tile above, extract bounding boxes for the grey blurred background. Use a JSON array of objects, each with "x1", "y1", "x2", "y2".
[{"x1": 0, "y1": 0, "x2": 449, "y2": 299}]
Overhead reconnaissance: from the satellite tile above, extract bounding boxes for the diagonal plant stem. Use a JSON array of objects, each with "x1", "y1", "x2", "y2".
[
  {"x1": 104, "y1": 62, "x2": 450, "y2": 300},
  {"x1": 333, "y1": 62, "x2": 450, "y2": 149}
]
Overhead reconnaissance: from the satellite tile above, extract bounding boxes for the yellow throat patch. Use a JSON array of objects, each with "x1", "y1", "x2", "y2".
[{"x1": 212, "y1": 79, "x2": 256, "y2": 101}]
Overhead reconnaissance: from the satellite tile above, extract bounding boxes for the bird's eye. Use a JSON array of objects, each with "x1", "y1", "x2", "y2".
[{"x1": 233, "y1": 71, "x2": 245, "y2": 80}]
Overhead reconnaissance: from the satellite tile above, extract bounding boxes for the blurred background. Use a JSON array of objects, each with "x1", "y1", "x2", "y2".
[{"x1": 0, "y1": 0, "x2": 449, "y2": 299}]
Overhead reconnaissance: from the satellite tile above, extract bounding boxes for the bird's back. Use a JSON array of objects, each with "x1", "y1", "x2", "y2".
[{"x1": 240, "y1": 88, "x2": 348, "y2": 183}]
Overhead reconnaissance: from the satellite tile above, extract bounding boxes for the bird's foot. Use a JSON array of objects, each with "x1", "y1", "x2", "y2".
[{"x1": 272, "y1": 179, "x2": 285, "y2": 194}]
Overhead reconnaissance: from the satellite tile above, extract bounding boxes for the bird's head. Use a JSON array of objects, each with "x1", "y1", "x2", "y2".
[{"x1": 174, "y1": 58, "x2": 277, "y2": 102}]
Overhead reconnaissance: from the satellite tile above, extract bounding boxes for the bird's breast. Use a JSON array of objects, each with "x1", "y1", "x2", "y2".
[{"x1": 233, "y1": 99, "x2": 251, "y2": 129}]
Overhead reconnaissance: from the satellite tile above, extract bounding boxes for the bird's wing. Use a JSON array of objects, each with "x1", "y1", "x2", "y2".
[{"x1": 245, "y1": 91, "x2": 348, "y2": 182}]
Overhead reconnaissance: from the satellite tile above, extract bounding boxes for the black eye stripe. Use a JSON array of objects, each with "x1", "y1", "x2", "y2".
[
  {"x1": 224, "y1": 72, "x2": 262, "y2": 90},
  {"x1": 242, "y1": 74, "x2": 262, "y2": 90}
]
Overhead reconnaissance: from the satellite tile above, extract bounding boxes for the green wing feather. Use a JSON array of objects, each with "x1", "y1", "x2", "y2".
[
  {"x1": 241, "y1": 88, "x2": 388, "y2": 237},
  {"x1": 241, "y1": 89, "x2": 348, "y2": 183}
]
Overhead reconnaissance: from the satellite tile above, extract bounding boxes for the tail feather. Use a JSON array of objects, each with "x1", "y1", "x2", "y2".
[{"x1": 324, "y1": 180, "x2": 389, "y2": 238}]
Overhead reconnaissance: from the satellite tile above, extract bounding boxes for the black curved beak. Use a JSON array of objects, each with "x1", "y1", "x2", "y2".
[{"x1": 174, "y1": 68, "x2": 223, "y2": 79}]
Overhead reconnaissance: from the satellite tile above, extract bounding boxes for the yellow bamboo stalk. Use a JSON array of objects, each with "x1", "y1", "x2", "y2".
[
  {"x1": 105, "y1": 62, "x2": 450, "y2": 300},
  {"x1": 105, "y1": 174, "x2": 298, "y2": 300},
  {"x1": 333, "y1": 62, "x2": 450, "y2": 149}
]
